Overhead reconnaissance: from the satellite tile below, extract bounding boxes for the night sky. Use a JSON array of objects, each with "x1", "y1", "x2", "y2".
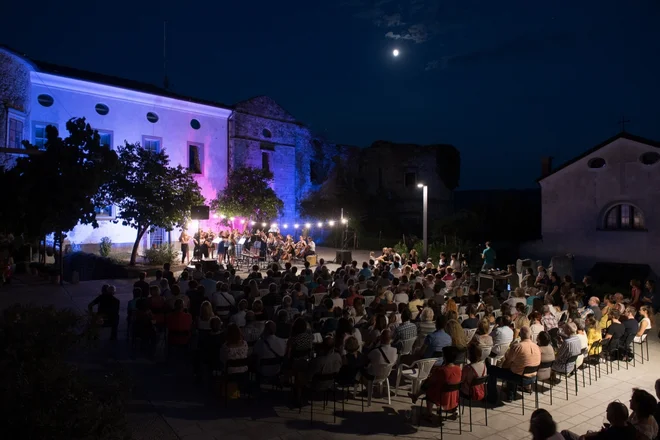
[{"x1": 3, "y1": 0, "x2": 659, "y2": 189}]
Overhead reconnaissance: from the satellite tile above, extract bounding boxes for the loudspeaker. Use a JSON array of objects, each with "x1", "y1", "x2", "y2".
[
  {"x1": 335, "y1": 250, "x2": 352, "y2": 264},
  {"x1": 201, "y1": 260, "x2": 219, "y2": 273},
  {"x1": 191, "y1": 205, "x2": 210, "y2": 220}
]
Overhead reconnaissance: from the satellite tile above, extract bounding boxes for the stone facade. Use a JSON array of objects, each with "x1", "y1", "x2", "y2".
[
  {"x1": 358, "y1": 141, "x2": 456, "y2": 229},
  {"x1": 521, "y1": 133, "x2": 660, "y2": 276},
  {"x1": 229, "y1": 96, "x2": 313, "y2": 222}
]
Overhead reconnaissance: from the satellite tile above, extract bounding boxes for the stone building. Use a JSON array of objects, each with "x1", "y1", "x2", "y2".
[
  {"x1": 0, "y1": 44, "x2": 460, "y2": 253},
  {"x1": 521, "y1": 132, "x2": 660, "y2": 276}
]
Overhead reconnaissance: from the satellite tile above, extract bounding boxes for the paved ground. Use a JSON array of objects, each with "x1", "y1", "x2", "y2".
[{"x1": 1, "y1": 247, "x2": 659, "y2": 440}]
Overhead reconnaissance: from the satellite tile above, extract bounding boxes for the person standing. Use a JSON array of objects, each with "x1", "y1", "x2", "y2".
[
  {"x1": 481, "y1": 241, "x2": 496, "y2": 272},
  {"x1": 179, "y1": 230, "x2": 190, "y2": 264}
]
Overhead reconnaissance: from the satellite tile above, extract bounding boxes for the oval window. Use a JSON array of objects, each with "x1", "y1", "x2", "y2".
[
  {"x1": 95, "y1": 103, "x2": 110, "y2": 115},
  {"x1": 640, "y1": 152, "x2": 660, "y2": 165},
  {"x1": 37, "y1": 94, "x2": 54, "y2": 107},
  {"x1": 190, "y1": 119, "x2": 201, "y2": 130},
  {"x1": 587, "y1": 157, "x2": 606, "y2": 169},
  {"x1": 262, "y1": 128, "x2": 272, "y2": 138},
  {"x1": 146, "y1": 112, "x2": 159, "y2": 123}
]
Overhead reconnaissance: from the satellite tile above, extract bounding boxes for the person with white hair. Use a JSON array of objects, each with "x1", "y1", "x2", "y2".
[
  {"x1": 582, "y1": 296, "x2": 602, "y2": 321},
  {"x1": 550, "y1": 322, "x2": 582, "y2": 381}
]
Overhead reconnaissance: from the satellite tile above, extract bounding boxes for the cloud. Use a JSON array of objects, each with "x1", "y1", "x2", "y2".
[
  {"x1": 424, "y1": 60, "x2": 440, "y2": 71},
  {"x1": 385, "y1": 23, "x2": 429, "y2": 43}
]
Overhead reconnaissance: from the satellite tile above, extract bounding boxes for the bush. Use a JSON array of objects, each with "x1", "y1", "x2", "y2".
[
  {"x1": 0, "y1": 305, "x2": 131, "y2": 439},
  {"x1": 99, "y1": 236, "x2": 112, "y2": 258},
  {"x1": 392, "y1": 240, "x2": 409, "y2": 256},
  {"x1": 143, "y1": 243, "x2": 178, "y2": 266}
]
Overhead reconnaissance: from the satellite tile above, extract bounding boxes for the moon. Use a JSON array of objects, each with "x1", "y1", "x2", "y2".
[{"x1": 393, "y1": 49, "x2": 400, "y2": 57}]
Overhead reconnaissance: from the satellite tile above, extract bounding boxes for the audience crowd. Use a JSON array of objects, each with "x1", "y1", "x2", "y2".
[{"x1": 86, "y1": 253, "x2": 660, "y2": 438}]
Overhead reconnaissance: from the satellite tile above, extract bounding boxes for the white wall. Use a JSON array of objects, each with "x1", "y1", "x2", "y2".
[
  {"x1": 27, "y1": 72, "x2": 231, "y2": 248},
  {"x1": 522, "y1": 137, "x2": 660, "y2": 275}
]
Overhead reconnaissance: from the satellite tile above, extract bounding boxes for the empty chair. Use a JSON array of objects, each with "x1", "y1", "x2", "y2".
[{"x1": 395, "y1": 358, "x2": 438, "y2": 396}]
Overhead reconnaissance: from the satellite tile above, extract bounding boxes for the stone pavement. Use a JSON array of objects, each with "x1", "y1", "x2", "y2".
[{"x1": 1, "y1": 253, "x2": 659, "y2": 440}]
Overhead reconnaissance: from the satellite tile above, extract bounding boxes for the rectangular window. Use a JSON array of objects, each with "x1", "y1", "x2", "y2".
[
  {"x1": 94, "y1": 205, "x2": 113, "y2": 219},
  {"x1": 262, "y1": 151, "x2": 270, "y2": 173},
  {"x1": 188, "y1": 143, "x2": 203, "y2": 174},
  {"x1": 97, "y1": 130, "x2": 113, "y2": 149},
  {"x1": 404, "y1": 172, "x2": 417, "y2": 188},
  {"x1": 620, "y1": 204, "x2": 630, "y2": 228},
  {"x1": 32, "y1": 122, "x2": 58, "y2": 150},
  {"x1": 150, "y1": 227, "x2": 167, "y2": 247},
  {"x1": 142, "y1": 136, "x2": 161, "y2": 153},
  {"x1": 7, "y1": 109, "x2": 26, "y2": 149}
]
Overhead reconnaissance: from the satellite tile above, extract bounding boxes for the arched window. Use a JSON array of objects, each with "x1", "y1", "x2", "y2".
[{"x1": 604, "y1": 204, "x2": 645, "y2": 230}]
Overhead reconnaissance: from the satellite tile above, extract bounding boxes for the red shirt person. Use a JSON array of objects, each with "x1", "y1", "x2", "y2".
[{"x1": 166, "y1": 298, "x2": 193, "y2": 346}]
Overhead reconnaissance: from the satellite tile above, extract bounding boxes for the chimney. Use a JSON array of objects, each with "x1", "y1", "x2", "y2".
[{"x1": 541, "y1": 156, "x2": 553, "y2": 178}]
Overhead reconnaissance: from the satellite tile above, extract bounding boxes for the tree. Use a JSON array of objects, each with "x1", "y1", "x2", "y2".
[
  {"x1": 4, "y1": 118, "x2": 118, "y2": 266},
  {"x1": 210, "y1": 166, "x2": 283, "y2": 223},
  {"x1": 0, "y1": 305, "x2": 131, "y2": 439},
  {"x1": 106, "y1": 143, "x2": 204, "y2": 266}
]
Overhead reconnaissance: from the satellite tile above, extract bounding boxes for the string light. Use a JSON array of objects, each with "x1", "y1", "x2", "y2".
[
  {"x1": 317, "y1": 222, "x2": 323, "y2": 228},
  {"x1": 271, "y1": 223, "x2": 278, "y2": 228},
  {"x1": 261, "y1": 222, "x2": 267, "y2": 227},
  {"x1": 328, "y1": 220, "x2": 335, "y2": 227},
  {"x1": 294, "y1": 223, "x2": 299, "y2": 229},
  {"x1": 305, "y1": 223, "x2": 312, "y2": 229},
  {"x1": 250, "y1": 221, "x2": 256, "y2": 225},
  {"x1": 283, "y1": 224, "x2": 288, "y2": 228}
]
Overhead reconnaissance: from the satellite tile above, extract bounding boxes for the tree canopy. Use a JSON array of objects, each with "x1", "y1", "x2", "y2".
[
  {"x1": 105, "y1": 142, "x2": 204, "y2": 265},
  {"x1": 1, "y1": 118, "x2": 118, "y2": 242},
  {"x1": 210, "y1": 166, "x2": 283, "y2": 223}
]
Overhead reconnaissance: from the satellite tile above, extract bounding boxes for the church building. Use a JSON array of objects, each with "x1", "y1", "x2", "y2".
[{"x1": 522, "y1": 132, "x2": 660, "y2": 277}]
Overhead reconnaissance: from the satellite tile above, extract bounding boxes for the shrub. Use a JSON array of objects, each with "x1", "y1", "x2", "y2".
[
  {"x1": 0, "y1": 305, "x2": 131, "y2": 439},
  {"x1": 143, "y1": 243, "x2": 178, "y2": 266},
  {"x1": 392, "y1": 240, "x2": 408, "y2": 256},
  {"x1": 99, "y1": 236, "x2": 112, "y2": 258}
]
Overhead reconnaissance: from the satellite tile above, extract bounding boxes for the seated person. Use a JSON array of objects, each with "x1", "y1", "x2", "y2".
[
  {"x1": 601, "y1": 309, "x2": 625, "y2": 356},
  {"x1": 88, "y1": 284, "x2": 120, "y2": 340},
  {"x1": 490, "y1": 314, "x2": 514, "y2": 357},
  {"x1": 628, "y1": 388, "x2": 659, "y2": 440},
  {"x1": 550, "y1": 322, "x2": 582, "y2": 382},
  {"x1": 461, "y1": 304, "x2": 480, "y2": 330},
  {"x1": 409, "y1": 345, "x2": 462, "y2": 421},
  {"x1": 254, "y1": 321, "x2": 287, "y2": 378},
  {"x1": 419, "y1": 315, "x2": 452, "y2": 360},
  {"x1": 529, "y1": 409, "x2": 563, "y2": 440},
  {"x1": 337, "y1": 336, "x2": 368, "y2": 385},
  {"x1": 165, "y1": 298, "x2": 193, "y2": 346},
  {"x1": 486, "y1": 326, "x2": 541, "y2": 403},
  {"x1": 460, "y1": 344, "x2": 487, "y2": 401},
  {"x1": 561, "y1": 401, "x2": 637, "y2": 440},
  {"x1": 535, "y1": 331, "x2": 556, "y2": 382},
  {"x1": 366, "y1": 330, "x2": 398, "y2": 377}
]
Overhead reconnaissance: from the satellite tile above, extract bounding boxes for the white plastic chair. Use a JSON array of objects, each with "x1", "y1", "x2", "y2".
[
  {"x1": 399, "y1": 338, "x2": 417, "y2": 356},
  {"x1": 464, "y1": 328, "x2": 477, "y2": 341},
  {"x1": 313, "y1": 293, "x2": 326, "y2": 306},
  {"x1": 458, "y1": 306, "x2": 467, "y2": 315},
  {"x1": 493, "y1": 309, "x2": 502, "y2": 319},
  {"x1": 476, "y1": 312, "x2": 485, "y2": 320},
  {"x1": 488, "y1": 342, "x2": 510, "y2": 366},
  {"x1": 364, "y1": 296, "x2": 376, "y2": 307},
  {"x1": 367, "y1": 363, "x2": 396, "y2": 406},
  {"x1": 458, "y1": 314, "x2": 469, "y2": 323},
  {"x1": 394, "y1": 358, "x2": 438, "y2": 396}
]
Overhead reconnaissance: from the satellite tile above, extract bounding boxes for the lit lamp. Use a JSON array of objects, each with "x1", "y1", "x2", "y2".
[
  {"x1": 283, "y1": 224, "x2": 288, "y2": 229},
  {"x1": 271, "y1": 223, "x2": 278, "y2": 229},
  {"x1": 328, "y1": 220, "x2": 335, "y2": 227},
  {"x1": 294, "y1": 223, "x2": 300, "y2": 229},
  {"x1": 317, "y1": 222, "x2": 323, "y2": 228},
  {"x1": 417, "y1": 182, "x2": 428, "y2": 261},
  {"x1": 261, "y1": 222, "x2": 267, "y2": 228},
  {"x1": 341, "y1": 218, "x2": 348, "y2": 225},
  {"x1": 250, "y1": 221, "x2": 256, "y2": 226},
  {"x1": 240, "y1": 219, "x2": 245, "y2": 224},
  {"x1": 220, "y1": 214, "x2": 226, "y2": 219},
  {"x1": 305, "y1": 222, "x2": 312, "y2": 229},
  {"x1": 229, "y1": 217, "x2": 234, "y2": 222},
  {"x1": 212, "y1": 213, "x2": 218, "y2": 219}
]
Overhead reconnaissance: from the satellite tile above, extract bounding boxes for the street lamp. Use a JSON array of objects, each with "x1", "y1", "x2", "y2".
[{"x1": 417, "y1": 183, "x2": 428, "y2": 261}]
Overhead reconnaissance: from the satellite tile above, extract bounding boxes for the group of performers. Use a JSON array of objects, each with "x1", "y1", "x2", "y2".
[{"x1": 178, "y1": 228, "x2": 316, "y2": 265}]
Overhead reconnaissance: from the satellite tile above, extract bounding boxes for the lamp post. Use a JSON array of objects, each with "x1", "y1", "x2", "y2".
[{"x1": 417, "y1": 183, "x2": 428, "y2": 261}]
